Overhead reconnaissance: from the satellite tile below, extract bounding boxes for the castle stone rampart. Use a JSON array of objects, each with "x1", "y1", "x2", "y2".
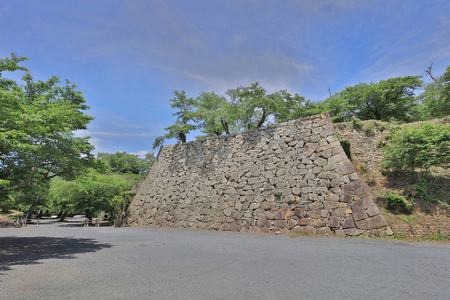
[{"x1": 124, "y1": 113, "x2": 389, "y2": 236}]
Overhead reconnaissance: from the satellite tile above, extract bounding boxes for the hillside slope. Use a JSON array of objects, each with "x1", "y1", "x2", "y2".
[{"x1": 334, "y1": 119, "x2": 449, "y2": 239}]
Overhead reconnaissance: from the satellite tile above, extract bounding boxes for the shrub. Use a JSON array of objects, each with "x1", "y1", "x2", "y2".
[
  {"x1": 352, "y1": 117, "x2": 362, "y2": 130},
  {"x1": 374, "y1": 121, "x2": 389, "y2": 132},
  {"x1": 385, "y1": 191, "x2": 414, "y2": 212},
  {"x1": 363, "y1": 123, "x2": 375, "y2": 136},
  {"x1": 376, "y1": 138, "x2": 388, "y2": 148},
  {"x1": 404, "y1": 176, "x2": 448, "y2": 208},
  {"x1": 381, "y1": 123, "x2": 450, "y2": 174}
]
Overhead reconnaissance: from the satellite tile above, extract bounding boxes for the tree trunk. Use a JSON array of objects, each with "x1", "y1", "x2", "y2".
[
  {"x1": 37, "y1": 210, "x2": 43, "y2": 219},
  {"x1": 221, "y1": 119, "x2": 230, "y2": 135},
  {"x1": 256, "y1": 109, "x2": 267, "y2": 129},
  {"x1": 26, "y1": 194, "x2": 41, "y2": 221},
  {"x1": 57, "y1": 210, "x2": 63, "y2": 218},
  {"x1": 86, "y1": 209, "x2": 92, "y2": 220},
  {"x1": 59, "y1": 211, "x2": 68, "y2": 221}
]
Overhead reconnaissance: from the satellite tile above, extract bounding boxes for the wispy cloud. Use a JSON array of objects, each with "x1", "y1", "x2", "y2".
[{"x1": 178, "y1": 51, "x2": 317, "y2": 93}]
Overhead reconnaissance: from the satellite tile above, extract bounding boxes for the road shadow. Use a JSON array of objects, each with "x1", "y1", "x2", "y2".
[{"x1": 0, "y1": 236, "x2": 112, "y2": 274}]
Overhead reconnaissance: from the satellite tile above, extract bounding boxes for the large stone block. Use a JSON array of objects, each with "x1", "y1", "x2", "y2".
[{"x1": 328, "y1": 216, "x2": 341, "y2": 228}]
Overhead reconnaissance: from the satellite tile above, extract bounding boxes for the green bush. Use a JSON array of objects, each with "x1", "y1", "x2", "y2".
[
  {"x1": 381, "y1": 123, "x2": 450, "y2": 174},
  {"x1": 363, "y1": 123, "x2": 375, "y2": 136},
  {"x1": 374, "y1": 121, "x2": 389, "y2": 132},
  {"x1": 385, "y1": 191, "x2": 414, "y2": 212},
  {"x1": 352, "y1": 117, "x2": 362, "y2": 130},
  {"x1": 376, "y1": 138, "x2": 387, "y2": 148},
  {"x1": 404, "y1": 177, "x2": 448, "y2": 209}
]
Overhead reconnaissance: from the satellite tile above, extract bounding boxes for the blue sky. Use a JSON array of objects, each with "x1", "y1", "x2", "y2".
[{"x1": 1, "y1": 0, "x2": 450, "y2": 155}]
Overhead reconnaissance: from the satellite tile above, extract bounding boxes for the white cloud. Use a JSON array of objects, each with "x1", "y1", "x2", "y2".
[{"x1": 131, "y1": 150, "x2": 155, "y2": 157}]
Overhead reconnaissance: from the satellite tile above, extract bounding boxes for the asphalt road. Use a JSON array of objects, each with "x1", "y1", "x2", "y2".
[{"x1": 1, "y1": 219, "x2": 449, "y2": 300}]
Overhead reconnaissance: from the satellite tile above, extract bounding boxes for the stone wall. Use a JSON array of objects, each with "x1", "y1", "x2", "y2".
[{"x1": 124, "y1": 113, "x2": 391, "y2": 236}]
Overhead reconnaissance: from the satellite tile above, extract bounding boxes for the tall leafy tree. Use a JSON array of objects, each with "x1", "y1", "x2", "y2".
[
  {"x1": 228, "y1": 82, "x2": 299, "y2": 130},
  {"x1": 153, "y1": 90, "x2": 197, "y2": 148},
  {"x1": 324, "y1": 76, "x2": 423, "y2": 122},
  {"x1": 97, "y1": 151, "x2": 155, "y2": 176},
  {"x1": 0, "y1": 53, "x2": 95, "y2": 197},
  {"x1": 417, "y1": 64, "x2": 450, "y2": 119},
  {"x1": 279, "y1": 98, "x2": 325, "y2": 122},
  {"x1": 153, "y1": 83, "x2": 310, "y2": 147},
  {"x1": 193, "y1": 91, "x2": 238, "y2": 137},
  {"x1": 48, "y1": 169, "x2": 133, "y2": 220},
  {"x1": 381, "y1": 123, "x2": 450, "y2": 174}
]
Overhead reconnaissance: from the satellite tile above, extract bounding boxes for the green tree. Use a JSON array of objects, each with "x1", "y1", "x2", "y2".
[
  {"x1": 48, "y1": 169, "x2": 133, "y2": 220},
  {"x1": 281, "y1": 98, "x2": 326, "y2": 122},
  {"x1": 325, "y1": 76, "x2": 423, "y2": 122},
  {"x1": 4, "y1": 181, "x2": 50, "y2": 220},
  {"x1": 193, "y1": 91, "x2": 235, "y2": 137},
  {"x1": 153, "y1": 83, "x2": 312, "y2": 147},
  {"x1": 417, "y1": 64, "x2": 450, "y2": 119},
  {"x1": 153, "y1": 90, "x2": 197, "y2": 148},
  {"x1": 97, "y1": 151, "x2": 155, "y2": 176},
  {"x1": 230, "y1": 82, "x2": 296, "y2": 130},
  {"x1": 381, "y1": 123, "x2": 450, "y2": 174},
  {"x1": 0, "y1": 53, "x2": 95, "y2": 197}
]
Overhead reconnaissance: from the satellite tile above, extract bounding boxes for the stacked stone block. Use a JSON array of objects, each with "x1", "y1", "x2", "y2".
[{"x1": 124, "y1": 113, "x2": 390, "y2": 236}]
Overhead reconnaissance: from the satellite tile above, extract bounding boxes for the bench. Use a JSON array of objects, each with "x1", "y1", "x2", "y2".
[
  {"x1": 19, "y1": 217, "x2": 39, "y2": 227},
  {"x1": 84, "y1": 218, "x2": 110, "y2": 227}
]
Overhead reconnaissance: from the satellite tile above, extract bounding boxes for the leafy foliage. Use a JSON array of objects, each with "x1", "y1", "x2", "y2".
[
  {"x1": 362, "y1": 122, "x2": 375, "y2": 137},
  {"x1": 381, "y1": 123, "x2": 450, "y2": 174},
  {"x1": 404, "y1": 177, "x2": 448, "y2": 208},
  {"x1": 0, "y1": 53, "x2": 94, "y2": 195},
  {"x1": 97, "y1": 151, "x2": 155, "y2": 176},
  {"x1": 111, "y1": 191, "x2": 136, "y2": 226},
  {"x1": 324, "y1": 76, "x2": 422, "y2": 122},
  {"x1": 228, "y1": 82, "x2": 298, "y2": 130},
  {"x1": 417, "y1": 65, "x2": 450, "y2": 119},
  {"x1": 352, "y1": 117, "x2": 363, "y2": 130},
  {"x1": 48, "y1": 169, "x2": 134, "y2": 218},
  {"x1": 153, "y1": 82, "x2": 307, "y2": 148},
  {"x1": 385, "y1": 191, "x2": 414, "y2": 213},
  {"x1": 153, "y1": 90, "x2": 197, "y2": 148}
]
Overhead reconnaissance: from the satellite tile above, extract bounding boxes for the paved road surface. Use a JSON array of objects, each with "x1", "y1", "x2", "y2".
[{"x1": 1, "y1": 219, "x2": 449, "y2": 299}]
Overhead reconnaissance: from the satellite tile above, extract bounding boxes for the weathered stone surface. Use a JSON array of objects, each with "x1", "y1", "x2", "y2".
[
  {"x1": 328, "y1": 153, "x2": 348, "y2": 165},
  {"x1": 317, "y1": 227, "x2": 332, "y2": 235},
  {"x1": 291, "y1": 226, "x2": 305, "y2": 234},
  {"x1": 345, "y1": 228, "x2": 364, "y2": 236},
  {"x1": 367, "y1": 205, "x2": 381, "y2": 217},
  {"x1": 351, "y1": 197, "x2": 374, "y2": 213},
  {"x1": 299, "y1": 218, "x2": 309, "y2": 226},
  {"x1": 292, "y1": 187, "x2": 301, "y2": 195},
  {"x1": 313, "y1": 219, "x2": 325, "y2": 227},
  {"x1": 257, "y1": 215, "x2": 269, "y2": 227},
  {"x1": 288, "y1": 219, "x2": 298, "y2": 230},
  {"x1": 341, "y1": 217, "x2": 355, "y2": 229},
  {"x1": 274, "y1": 209, "x2": 285, "y2": 220},
  {"x1": 359, "y1": 215, "x2": 388, "y2": 229},
  {"x1": 328, "y1": 216, "x2": 341, "y2": 228},
  {"x1": 125, "y1": 113, "x2": 388, "y2": 237},
  {"x1": 352, "y1": 210, "x2": 369, "y2": 221},
  {"x1": 224, "y1": 207, "x2": 232, "y2": 217},
  {"x1": 274, "y1": 219, "x2": 287, "y2": 228},
  {"x1": 335, "y1": 229, "x2": 346, "y2": 237}
]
